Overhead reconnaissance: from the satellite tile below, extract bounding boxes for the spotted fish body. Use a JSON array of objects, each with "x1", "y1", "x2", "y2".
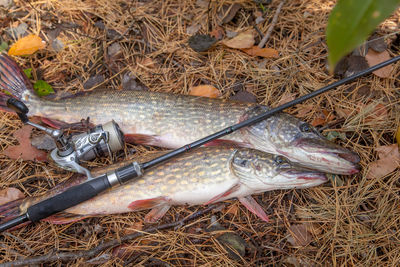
[
  {"x1": 2, "y1": 147, "x2": 327, "y2": 225},
  {"x1": 0, "y1": 54, "x2": 360, "y2": 174}
]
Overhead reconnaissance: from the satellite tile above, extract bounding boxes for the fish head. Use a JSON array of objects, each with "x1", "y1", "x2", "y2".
[
  {"x1": 242, "y1": 106, "x2": 360, "y2": 175},
  {"x1": 231, "y1": 148, "x2": 327, "y2": 192}
]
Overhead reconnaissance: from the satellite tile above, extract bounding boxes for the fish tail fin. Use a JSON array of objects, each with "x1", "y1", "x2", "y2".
[
  {"x1": 0, "y1": 199, "x2": 31, "y2": 231},
  {"x1": 0, "y1": 53, "x2": 34, "y2": 100}
]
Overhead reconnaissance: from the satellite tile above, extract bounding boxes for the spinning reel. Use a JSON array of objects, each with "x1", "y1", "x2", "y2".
[{"x1": 7, "y1": 98, "x2": 125, "y2": 178}]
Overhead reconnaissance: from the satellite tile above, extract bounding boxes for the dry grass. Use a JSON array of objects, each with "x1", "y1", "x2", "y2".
[{"x1": 1, "y1": 0, "x2": 400, "y2": 265}]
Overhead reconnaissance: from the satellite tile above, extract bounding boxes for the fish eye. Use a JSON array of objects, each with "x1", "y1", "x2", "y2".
[
  {"x1": 274, "y1": 156, "x2": 285, "y2": 164},
  {"x1": 300, "y1": 123, "x2": 311, "y2": 132},
  {"x1": 239, "y1": 159, "x2": 248, "y2": 167}
]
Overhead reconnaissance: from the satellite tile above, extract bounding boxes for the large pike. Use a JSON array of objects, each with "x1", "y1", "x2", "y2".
[
  {"x1": 0, "y1": 147, "x2": 327, "y2": 226},
  {"x1": 0, "y1": 54, "x2": 359, "y2": 174}
]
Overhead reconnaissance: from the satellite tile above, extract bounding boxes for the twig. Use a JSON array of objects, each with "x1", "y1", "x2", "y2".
[
  {"x1": 258, "y1": 0, "x2": 286, "y2": 48},
  {"x1": 0, "y1": 204, "x2": 219, "y2": 267}
]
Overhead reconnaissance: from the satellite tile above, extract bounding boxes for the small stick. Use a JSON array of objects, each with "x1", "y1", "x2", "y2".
[
  {"x1": 0, "y1": 204, "x2": 219, "y2": 267},
  {"x1": 258, "y1": 0, "x2": 286, "y2": 48}
]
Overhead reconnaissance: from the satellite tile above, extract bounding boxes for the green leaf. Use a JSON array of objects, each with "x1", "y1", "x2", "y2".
[
  {"x1": 33, "y1": 80, "x2": 54, "y2": 96},
  {"x1": 23, "y1": 68, "x2": 32, "y2": 79},
  {"x1": 326, "y1": 0, "x2": 400, "y2": 70},
  {"x1": 0, "y1": 41, "x2": 8, "y2": 52}
]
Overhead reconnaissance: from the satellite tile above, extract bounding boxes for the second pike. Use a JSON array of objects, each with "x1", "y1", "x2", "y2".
[
  {"x1": 0, "y1": 147, "x2": 327, "y2": 225},
  {"x1": 0, "y1": 54, "x2": 359, "y2": 174}
]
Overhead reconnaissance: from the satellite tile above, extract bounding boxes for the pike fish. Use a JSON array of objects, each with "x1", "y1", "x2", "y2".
[
  {"x1": 0, "y1": 147, "x2": 327, "y2": 226},
  {"x1": 0, "y1": 54, "x2": 359, "y2": 174}
]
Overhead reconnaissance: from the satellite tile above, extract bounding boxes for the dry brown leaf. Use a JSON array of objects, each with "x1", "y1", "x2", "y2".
[
  {"x1": 277, "y1": 92, "x2": 296, "y2": 106},
  {"x1": 0, "y1": 188, "x2": 25, "y2": 205},
  {"x1": 296, "y1": 105, "x2": 313, "y2": 118},
  {"x1": 189, "y1": 85, "x2": 220, "y2": 98},
  {"x1": 2, "y1": 125, "x2": 47, "y2": 161},
  {"x1": 241, "y1": 46, "x2": 279, "y2": 58},
  {"x1": 287, "y1": 224, "x2": 313, "y2": 247},
  {"x1": 222, "y1": 30, "x2": 255, "y2": 49},
  {"x1": 364, "y1": 103, "x2": 387, "y2": 122},
  {"x1": 8, "y1": 34, "x2": 46, "y2": 56},
  {"x1": 311, "y1": 110, "x2": 335, "y2": 127},
  {"x1": 366, "y1": 144, "x2": 400, "y2": 179},
  {"x1": 365, "y1": 49, "x2": 393, "y2": 78}
]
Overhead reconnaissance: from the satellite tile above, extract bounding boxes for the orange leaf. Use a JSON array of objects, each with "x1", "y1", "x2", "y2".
[
  {"x1": 364, "y1": 103, "x2": 387, "y2": 122},
  {"x1": 241, "y1": 46, "x2": 279, "y2": 58},
  {"x1": 189, "y1": 85, "x2": 220, "y2": 98},
  {"x1": 311, "y1": 117, "x2": 326, "y2": 127},
  {"x1": 210, "y1": 26, "x2": 225, "y2": 40},
  {"x1": 0, "y1": 188, "x2": 24, "y2": 205},
  {"x1": 276, "y1": 92, "x2": 296, "y2": 106},
  {"x1": 287, "y1": 224, "x2": 313, "y2": 247},
  {"x1": 222, "y1": 30, "x2": 255, "y2": 49},
  {"x1": 8, "y1": 34, "x2": 46, "y2": 56}
]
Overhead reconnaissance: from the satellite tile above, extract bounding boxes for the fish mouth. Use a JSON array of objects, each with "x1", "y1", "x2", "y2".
[
  {"x1": 282, "y1": 168, "x2": 327, "y2": 181},
  {"x1": 289, "y1": 138, "x2": 360, "y2": 175}
]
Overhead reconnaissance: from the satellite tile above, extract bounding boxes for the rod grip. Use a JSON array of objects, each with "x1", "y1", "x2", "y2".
[{"x1": 27, "y1": 175, "x2": 110, "y2": 222}]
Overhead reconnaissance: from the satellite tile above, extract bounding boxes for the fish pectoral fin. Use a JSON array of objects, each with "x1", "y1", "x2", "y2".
[
  {"x1": 238, "y1": 196, "x2": 269, "y2": 223},
  {"x1": 128, "y1": 196, "x2": 169, "y2": 211},
  {"x1": 42, "y1": 212, "x2": 90, "y2": 224},
  {"x1": 144, "y1": 205, "x2": 171, "y2": 223},
  {"x1": 204, "y1": 184, "x2": 241, "y2": 205},
  {"x1": 124, "y1": 133, "x2": 159, "y2": 146}
]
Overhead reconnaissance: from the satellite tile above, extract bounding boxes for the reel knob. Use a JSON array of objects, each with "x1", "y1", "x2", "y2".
[{"x1": 7, "y1": 98, "x2": 29, "y2": 123}]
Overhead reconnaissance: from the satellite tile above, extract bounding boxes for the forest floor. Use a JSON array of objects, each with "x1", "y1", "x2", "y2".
[{"x1": 0, "y1": 0, "x2": 400, "y2": 266}]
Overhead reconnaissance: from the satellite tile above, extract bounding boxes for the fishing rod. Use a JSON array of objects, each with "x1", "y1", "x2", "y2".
[{"x1": 0, "y1": 55, "x2": 399, "y2": 232}]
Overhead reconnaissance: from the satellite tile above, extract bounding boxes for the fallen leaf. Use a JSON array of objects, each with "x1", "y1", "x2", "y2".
[
  {"x1": 364, "y1": 103, "x2": 387, "y2": 122},
  {"x1": 210, "y1": 26, "x2": 225, "y2": 40},
  {"x1": 277, "y1": 92, "x2": 296, "y2": 106},
  {"x1": 189, "y1": 85, "x2": 220, "y2": 98},
  {"x1": 0, "y1": 188, "x2": 24, "y2": 205},
  {"x1": 311, "y1": 117, "x2": 326, "y2": 127},
  {"x1": 366, "y1": 144, "x2": 400, "y2": 179},
  {"x1": 218, "y1": 3, "x2": 242, "y2": 24},
  {"x1": 222, "y1": 30, "x2": 255, "y2": 49},
  {"x1": 296, "y1": 105, "x2": 313, "y2": 118},
  {"x1": 368, "y1": 33, "x2": 387, "y2": 53},
  {"x1": 186, "y1": 23, "x2": 201, "y2": 35},
  {"x1": 365, "y1": 49, "x2": 393, "y2": 78},
  {"x1": 311, "y1": 110, "x2": 335, "y2": 127},
  {"x1": 188, "y1": 34, "x2": 217, "y2": 52},
  {"x1": 287, "y1": 224, "x2": 313, "y2": 247},
  {"x1": 229, "y1": 90, "x2": 257, "y2": 103},
  {"x1": 33, "y1": 80, "x2": 55, "y2": 96},
  {"x1": 241, "y1": 46, "x2": 279, "y2": 58},
  {"x1": 8, "y1": 34, "x2": 46, "y2": 56},
  {"x1": 3, "y1": 125, "x2": 47, "y2": 161}
]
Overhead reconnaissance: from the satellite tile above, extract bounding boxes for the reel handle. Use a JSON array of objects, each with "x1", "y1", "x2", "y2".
[{"x1": 7, "y1": 98, "x2": 29, "y2": 123}]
